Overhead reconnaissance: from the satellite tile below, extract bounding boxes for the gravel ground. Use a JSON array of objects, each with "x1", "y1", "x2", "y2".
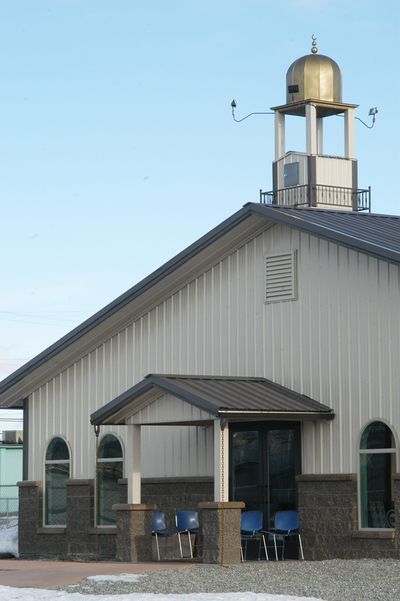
[{"x1": 61, "y1": 559, "x2": 400, "y2": 601}]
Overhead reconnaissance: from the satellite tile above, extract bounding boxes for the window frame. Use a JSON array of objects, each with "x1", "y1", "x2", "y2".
[
  {"x1": 96, "y1": 433, "x2": 124, "y2": 528},
  {"x1": 43, "y1": 435, "x2": 71, "y2": 528},
  {"x1": 358, "y1": 420, "x2": 397, "y2": 531}
]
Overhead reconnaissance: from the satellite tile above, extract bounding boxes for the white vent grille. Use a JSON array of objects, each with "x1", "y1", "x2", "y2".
[{"x1": 265, "y1": 251, "x2": 297, "y2": 303}]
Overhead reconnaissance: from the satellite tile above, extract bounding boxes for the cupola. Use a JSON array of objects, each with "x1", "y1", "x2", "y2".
[
  {"x1": 286, "y1": 37, "x2": 342, "y2": 104},
  {"x1": 260, "y1": 37, "x2": 370, "y2": 212}
]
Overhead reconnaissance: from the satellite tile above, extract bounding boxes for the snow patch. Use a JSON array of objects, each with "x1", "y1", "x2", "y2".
[
  {"x1": 87, "y1": 573, "x2": 146, "y2": 583},
  {"x1": 0, "y1": 524, "x2": 18, "y2": 557},
  {"x1": 0, "y1": 585, "x2": 327, "y2": 601}
]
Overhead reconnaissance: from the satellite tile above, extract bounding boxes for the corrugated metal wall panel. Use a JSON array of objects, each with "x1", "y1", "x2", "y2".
[{"x1": 29, "y1": 223, "x2": 400, "y2": 480}]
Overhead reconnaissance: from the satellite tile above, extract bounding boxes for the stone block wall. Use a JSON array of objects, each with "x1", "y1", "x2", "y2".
[
  {"x1": 142, "y1": 477, "x2": 213, "y2": 529},
  {"x1": 297, "y1": 473, "x2": 400, "y2": 559},
  {"x1": 18, "y1": 477, "x2": 213, "y2": 560}
]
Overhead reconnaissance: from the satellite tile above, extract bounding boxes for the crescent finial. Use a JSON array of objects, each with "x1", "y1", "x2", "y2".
[{"x1": 311, "y1": 34, "x2": 318, "y2": 54}]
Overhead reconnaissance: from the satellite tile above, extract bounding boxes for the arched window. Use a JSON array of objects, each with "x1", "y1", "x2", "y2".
[
  {"x1": 45, "y1": 437, "x2": 70, "y2": 526},
  {"x1": 97, "y1": 434, "x2": 123, "y2": 526},
  {"x1": 359, "y1": 421, "x2": 396, "y2": 529}
]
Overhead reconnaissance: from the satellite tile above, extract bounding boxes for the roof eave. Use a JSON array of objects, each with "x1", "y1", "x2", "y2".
[
  {"x1": 0, "y1": 205, "x2": 258, "y2": 401},
  {"x1": 247, "y1": 203, "x2": 400, "y2": 264}
]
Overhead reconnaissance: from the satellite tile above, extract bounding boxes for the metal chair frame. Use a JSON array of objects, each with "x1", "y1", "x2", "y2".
[
  {"x1": 265, "y1": 510, "x2": 304, "y2": 560},
  {"x1": 151, "y1": 511, "x2": 182, "y2": 560},
  {"x1": 175, "y1": 510, "x2": 199, "y2": 559},
  {"x1": 240, "y1": 510, "x2": 269, "y2": 561}
]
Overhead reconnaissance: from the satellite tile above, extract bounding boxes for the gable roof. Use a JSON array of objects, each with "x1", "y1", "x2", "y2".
[
  {"x1": 90, "y1": 374, "x2": 334, "y2": 425},
  {"x1": 1, "y1": 202, "x2": 399, "y2": 404},
  {"x1": 250, "y1": 204, "x2": 400, "y2": 264}
]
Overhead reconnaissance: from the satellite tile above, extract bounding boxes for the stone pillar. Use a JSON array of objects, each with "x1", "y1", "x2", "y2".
[
  {"x1": 198, "y1": 501, "x2": 244, "y2": 565},
  {"x1": 66, "y1": 479, "x2": 94, "y2": 559},
  {"x1": 113, "y1": 503, "x2": 157, "y2": 562},
  {"x1": 297, "y1": 474, "x2": 357, "y2": 560},
  {"x1": 18, "y1": 481, "x2": 42, "y2": 557}
]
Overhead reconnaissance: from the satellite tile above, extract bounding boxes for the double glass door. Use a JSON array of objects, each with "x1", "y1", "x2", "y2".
[{"x1": 230, "y1": 422, "x2": 301, "y2": 528}]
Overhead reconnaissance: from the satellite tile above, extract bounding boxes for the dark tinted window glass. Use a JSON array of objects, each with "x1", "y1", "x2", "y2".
[
  {"x1": 46, "y1": 437, "x2": 70, "y2": 461},
  {"x1": 99, "y1": 434, "x2": 123, "y2": 459},
  {"x1": 360, "y1": 422, "x2": 393, "y2": 450},
  {"x1": 45, "y1": 463, "x2": 69, "y2": 525}
]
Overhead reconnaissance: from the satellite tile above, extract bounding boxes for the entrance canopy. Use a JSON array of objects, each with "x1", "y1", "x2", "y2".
[{"x1": 90, "y1": 374, "x2": 334, "y2": 426}]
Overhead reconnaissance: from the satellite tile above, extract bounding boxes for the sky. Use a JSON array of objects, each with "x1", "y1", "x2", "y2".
[{"x1": 0, "y1": 0, "x2": 399, "y2": 388}]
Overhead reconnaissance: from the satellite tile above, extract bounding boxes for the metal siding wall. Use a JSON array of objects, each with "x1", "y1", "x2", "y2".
[
  {"x1": 29, "y1": 223, "x2": 400, "y2": 480},
  {"x1": 315, "y1": 156, "x2": 353, "y2": 187}
]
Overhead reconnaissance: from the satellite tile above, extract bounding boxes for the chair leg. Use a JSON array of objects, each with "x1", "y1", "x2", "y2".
[
  {"x1": 240, "y1": 544, "x2": 244, "y2": 562},
  {"x1": 177, "y1": 533, "x2": 183, "y2": 558},
  {"x1": 187, "y1": 531, "x2": 193, "y2": 559},
  {"x1": 155, "y1": 534, "x2": 160, "y2": 561},
  {"x1": 261, "y1": 534, "x2": 269, "y2": 560},
  {"x1": 273, "y1": 535, "x2": 278, "y2": 561},
  {"x1": 298, "y1": 534, "x2": 304, "y2": 560}
]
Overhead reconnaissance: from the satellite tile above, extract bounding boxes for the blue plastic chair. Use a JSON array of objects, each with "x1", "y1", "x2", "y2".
[
  {"x1": 175, "y1": 510, "x2": 199, "y2": 558},
  {"x1": 240, "y1": 510, "x2": 268, "y2": 561},
  {"x1": 266, "y1": 510, "x2": 304, "y2": 560},
  {"x1": 152, "y1": 511, "x2": 182, "y2": 560}
]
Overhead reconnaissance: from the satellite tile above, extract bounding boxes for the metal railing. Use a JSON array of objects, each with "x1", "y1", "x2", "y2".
[{"x1": 260, "y1": 184, "x2": 371, "y2": 212}]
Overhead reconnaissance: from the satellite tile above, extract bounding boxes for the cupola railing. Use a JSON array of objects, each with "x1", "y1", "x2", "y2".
[{"x1": 260, "y1": 184, "x2": 371, "y2": 212}]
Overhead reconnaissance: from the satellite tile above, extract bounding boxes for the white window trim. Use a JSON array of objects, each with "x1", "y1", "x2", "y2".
[
  {"x1": 95, "y1": 433, "x2": 124, "y2": 528},
  {"x1": 43, "y1": 436, "x2": 71, "y2": 528},
  {"x1": 357, "y1": 422, "x2": 396, "y2": 531}
]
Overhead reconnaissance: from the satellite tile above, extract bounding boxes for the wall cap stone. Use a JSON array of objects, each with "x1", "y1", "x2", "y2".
[
  {"x1": 297, "y1": 473, "x2": 356, "y2": 482},
  {"x1": 112, "y1": 503, "x2": 158, "y2": 511},
  {"x1": 18, "y1": 480, "x2": 42, "y2": 488},
  {"x1": 66, "y1": 479, "x2": 93, "y2": 486},
  {"x1": 352, "y1": 530, "x2": 395, "y2": 540},
  {"x1": 37, "y1": 527, "x2": 66, "y2": 534},
  {"x1": 198, "y1": 501, "x2": 245, "y2": 510},
  {"x1": 88, "y1": 527, "x2": 117, "y2": 535},
  {"x1": 143, "y1": 477, "x2": 213, "y2": 484}
]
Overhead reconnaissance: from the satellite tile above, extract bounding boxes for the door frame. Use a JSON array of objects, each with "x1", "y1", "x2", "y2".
[{"x1": 229, "y1": 421, "x2": 302, "y2": 527}]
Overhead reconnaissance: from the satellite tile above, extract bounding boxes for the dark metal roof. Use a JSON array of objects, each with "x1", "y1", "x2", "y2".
[
  {"x1": 90, "y1": 374, "x2": 334, "y2": 425},
  {"x1": 1, "y1": 202, "x2": 400, "y2": 401},
  {"x1": 249, "y1": 203, "x2": 400, "y2": 264}
]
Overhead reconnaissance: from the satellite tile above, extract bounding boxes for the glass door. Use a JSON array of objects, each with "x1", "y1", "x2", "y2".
[{"x1": 230, "y1": 422, "x2": 300, "y2": 528}]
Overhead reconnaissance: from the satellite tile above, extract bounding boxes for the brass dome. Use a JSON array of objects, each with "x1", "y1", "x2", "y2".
[{"x1": 286, "y1": 53, "x2": 342, "y2": 104}]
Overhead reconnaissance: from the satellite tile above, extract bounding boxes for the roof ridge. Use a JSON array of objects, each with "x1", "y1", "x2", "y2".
[{"x1": 260, "y1": 204, "x2": 400, "y2": 220}]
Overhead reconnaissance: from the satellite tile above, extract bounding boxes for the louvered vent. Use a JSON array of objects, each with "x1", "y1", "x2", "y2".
[{"x1": 265, "y1": 251, "x2": 297, "y2": 303}]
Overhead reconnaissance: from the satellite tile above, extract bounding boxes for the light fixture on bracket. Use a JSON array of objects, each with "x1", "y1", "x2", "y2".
[{"x1": 230, "y1": 99, "x2": 274, "y2": 123}]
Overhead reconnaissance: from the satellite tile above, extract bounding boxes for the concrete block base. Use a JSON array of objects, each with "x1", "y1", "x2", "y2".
[
  {"x1": 113, "y1": 503, "x2": 157, "y2": 562},
  {"x1": 198, "y1": 501, "x2": 245, "y2": 564}
]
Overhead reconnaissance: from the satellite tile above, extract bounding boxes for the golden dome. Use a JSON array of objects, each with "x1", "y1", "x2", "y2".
[{"x1": 286, "y1": 50, "x2": 342, "y2": 104}]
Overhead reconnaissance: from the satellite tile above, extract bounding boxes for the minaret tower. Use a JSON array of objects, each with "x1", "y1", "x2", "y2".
[{"x1": 267, "y1": 37, "x2": 369, "y2": 211}]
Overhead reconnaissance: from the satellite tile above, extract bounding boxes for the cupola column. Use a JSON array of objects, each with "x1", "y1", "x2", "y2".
[
  {"x1": 344, "y1": 108, "x2": 356, "y2": 159},
  {"x1": 306, "y1": 103, "x2": 318, "y2": 154},
  {"x1": 275, "y1": 111, "x2": 285, "y2": 160},
  {"x1": 317, "y1": 117, "x2": 324, "y2": 154}
]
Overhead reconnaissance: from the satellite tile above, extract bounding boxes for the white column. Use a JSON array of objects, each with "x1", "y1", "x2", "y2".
[
  {"x1": 316, "y1": 117, "x2": 324, "y2": 154},
  {"x1": 306, "y1": 103, "x2": 317, "y2": 155},
  {"x1": 275, "y1": 112, "x2": 285, "y2": 160},
  {"x1": 213, "y1": 418, "x2": 229, "y2": 502},
  {"x1": 344, "y1": 108, "x2": 356, "y2": 159},
  {"x1": 125, "y1": 423, "x2": 141, "y2": 504}
]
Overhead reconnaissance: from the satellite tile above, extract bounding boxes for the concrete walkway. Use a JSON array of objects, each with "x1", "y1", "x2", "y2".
[{"x1": 0, "y1": 558, "x2": 192, "y2": 589}]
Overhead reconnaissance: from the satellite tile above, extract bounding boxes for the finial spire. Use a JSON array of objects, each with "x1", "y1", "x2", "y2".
[{"x1": 311, "y1": 34, "x2": 318, "y2": 54}]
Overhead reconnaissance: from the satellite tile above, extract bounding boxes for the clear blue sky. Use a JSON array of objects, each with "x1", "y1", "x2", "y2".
[{"x1": 1, "y1": 0, "x2": 399, "y2": 383}]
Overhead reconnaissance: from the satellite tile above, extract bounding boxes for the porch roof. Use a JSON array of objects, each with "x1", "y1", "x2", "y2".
[{"x1": 90, "y1": 374, "x2": 334, "y2": 426}]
